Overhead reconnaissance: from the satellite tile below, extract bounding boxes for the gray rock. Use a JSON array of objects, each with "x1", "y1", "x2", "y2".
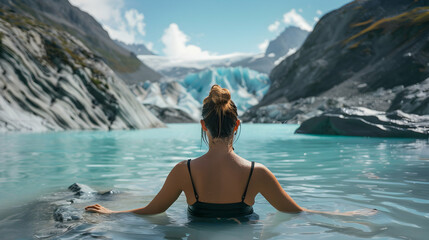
[
  {"x1": 144, "y1": 104, "x2": 197, "y2": 123},
  {"x1": 68, "y1": 183, "x2": 96, "y2": 198},
  {"x1": 295, "y1": 107, "x2": 429, "y2": 138},
  {"x1": 53, "y1": 205, "x2": 82, "y2": 222},
  {"x1": 52, "y1": 183, "x2": 119, "y2": 223},
  {"x1": 241, "y1": 84, "x2": 412, "y2": 124},
  {"x1": 241, "y1": 96, "x2": 349, "y2": 124},
  {"x1": 388, "y1": 78, "x2": 429, "y2": 115}
]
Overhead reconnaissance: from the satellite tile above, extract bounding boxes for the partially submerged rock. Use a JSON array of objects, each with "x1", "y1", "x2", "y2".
[
  {"x1": 53, "y1": 205, "x2": 82, "y2": 222},
  {"x1": 53, "y1": 183, "x2": 117, "y2": 222},
  {"x1": 295, "y1": 107, "x2": 429, "y2": 138},
  {"x1": 68, "y1": 183, "x2": 96, "y2": 196}
]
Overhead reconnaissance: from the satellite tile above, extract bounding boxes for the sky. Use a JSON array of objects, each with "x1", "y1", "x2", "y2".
[{"x1": 69, "y1": 0, "x2": 351, "y2": 58}]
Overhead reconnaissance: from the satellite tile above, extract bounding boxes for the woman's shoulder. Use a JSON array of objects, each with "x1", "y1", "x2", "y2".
[
  {"x1": 171, "y1": 158, "x2": 202, "y2": 173},
  {"x1": 238, "y1": 158, "x2": 267, "y2": 171},
  {"x1": 250, "y1": 162, "x2": 275, "y2": 181},
  {"x1": 173, "y1": 159, "x2": 190, "y2": 170}
]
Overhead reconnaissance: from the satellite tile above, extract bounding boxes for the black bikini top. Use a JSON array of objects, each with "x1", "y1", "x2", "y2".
[{"x1": 187, "y1": 159, "x2": 255, "y2": 218}]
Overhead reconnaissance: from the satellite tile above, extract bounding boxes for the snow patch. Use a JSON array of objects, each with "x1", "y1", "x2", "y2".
[{"x1": 274, "y1": 48, "x2": 297, "y2": 66}]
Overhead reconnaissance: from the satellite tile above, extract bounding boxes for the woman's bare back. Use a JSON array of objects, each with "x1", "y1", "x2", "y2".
[{"x1": 183, "y1": 154, "x2": 255, "y2": 205}]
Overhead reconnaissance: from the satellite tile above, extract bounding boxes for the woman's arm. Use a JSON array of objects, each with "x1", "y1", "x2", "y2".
[
  {"x1": 255, "y1": 164, "x2": 303, "y2": 213},
  {"x1": 256, "y1": 164, "x2": 377, "y2": 216},
  {"x1": 85, "y1": 161, "x2": 185, "y2": 215},
  {"x1": 302, "y1": 208, "x2": 378, "y2": 216}
]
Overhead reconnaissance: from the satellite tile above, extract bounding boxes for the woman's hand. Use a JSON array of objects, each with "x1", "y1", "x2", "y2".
[
  {"x1": 85, "y1": 204, "x2": 115, "y2": 214},
  {"x1": 304, "y1": 208, "x2": 378, "y2": 216},
  {"x1": 338, "y1": 208, "x2": 378, "y2": 216}
]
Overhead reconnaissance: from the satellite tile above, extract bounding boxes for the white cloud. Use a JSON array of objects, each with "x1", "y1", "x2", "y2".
[
  {"x1": 316, "y1": 10, "x2": 323, "y2": 15},
  {"x1": 103, "y1": 25, "x2": 135, "y2": 44},
  {"x1": 282, "y1": 9, "x2": 312, "y2": 32},
  {"x1": 298, "y1": 8, "x2": 303, "y2": 13},
  {"x1": 258, "y1": 39, "x2": 269, "y2": 52},
  {"x1": 69, "y1": 0, "x2": 123, "y2": 25},
  {"x1": 69, "y1": 0, "x2": 147, "y2": 44},
  {"x1": 161, "y1": 23, "x2": 211, "y2": 59},
  {"x1": 146, "y1": 42, "x2": 154, "y2": 51},
  {"x1": 268, "y1": 20, "x2": 280, "y2": 32},
  {"x1": 125, "y1": 9, "x2": 145, "y2": 36},
  {"x1": 314, "y1": 16, "x2": 320, "y2": 22}
]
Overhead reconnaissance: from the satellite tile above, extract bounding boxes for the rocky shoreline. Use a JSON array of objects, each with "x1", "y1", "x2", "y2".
[{"x1": 242, "y1": 79, "x2": 429, "y2": 126}]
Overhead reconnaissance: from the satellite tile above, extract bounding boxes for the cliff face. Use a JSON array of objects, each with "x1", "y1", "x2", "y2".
[
  {"x1": 0, "y1": 0, "x2": 162, "y2": 84},
  {"x1": 258, "y1": 0, "x2": 429, "y2": 107},
  {"x1": 0, "y1": 9, "x2": 164, "y2": 132}
]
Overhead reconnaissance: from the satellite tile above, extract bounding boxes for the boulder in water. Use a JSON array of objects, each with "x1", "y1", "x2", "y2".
[
  {"x1": 295, "y1": 107, "x2": 429, "y2": 138},
  {"x1": 53, "y1": 205, "x2": 82, "y2": 222}
]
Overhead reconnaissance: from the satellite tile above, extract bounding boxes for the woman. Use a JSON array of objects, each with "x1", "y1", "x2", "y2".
[{"x1": 85, "y1": 85, "x2": 376, "y2": 217}]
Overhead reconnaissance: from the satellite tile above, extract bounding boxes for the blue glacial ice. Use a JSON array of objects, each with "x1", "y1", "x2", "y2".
[{"x1": 180, "y1": 67, "x2": 270, "y2": 114}]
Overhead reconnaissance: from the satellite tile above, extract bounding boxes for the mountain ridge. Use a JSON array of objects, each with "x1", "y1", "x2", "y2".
[
  {"x1": 0, "y1": 0, "x2": 162, "y2": 84},
  {"x1": 114, "y1": 40, "x2": 155, "y2": 56},
  {"x1": 243, "y1": 0, "x2": 429, "y2": 123},
  {"x1": 0, "y1": 6, "x2": 164, "y2": 131},
  {"x1": 258, "y1": 0, "x2": 429, "y2": 107}
]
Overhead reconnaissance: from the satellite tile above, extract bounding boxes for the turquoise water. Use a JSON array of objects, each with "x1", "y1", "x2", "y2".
[{"x1": 1, "y1": 124, "x2": 428, "y2": 239}]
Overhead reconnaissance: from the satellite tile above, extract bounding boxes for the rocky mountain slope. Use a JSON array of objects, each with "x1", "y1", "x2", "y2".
[
  {"x1": 0, "y1": 8, "x2": 164, "y2": 132},
  {"x1": 244, "y1": 0, "x2": 429, "y2": 123},
  {"x1": 0, "y1": 0, "x2": 162, "y2": 84},
  {"x1": 131, "y1": 81, "x2": 199, "y2": 122},
  {"x1": 232, "y1": 26, "x2": 309, "y2": 74}
]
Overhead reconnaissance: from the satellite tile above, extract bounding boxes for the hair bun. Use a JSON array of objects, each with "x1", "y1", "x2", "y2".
[{"x1": 207, "y1": 85, "x2": 231, "y2": 105}]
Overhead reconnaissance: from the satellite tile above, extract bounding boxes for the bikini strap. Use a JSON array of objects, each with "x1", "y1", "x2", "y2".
[
  {"x1": 187, "y1": 159, "x2": 199, "y2": 201},
  {"x1": 242, "y1": 161, "x2": 255, "y2": 202}
]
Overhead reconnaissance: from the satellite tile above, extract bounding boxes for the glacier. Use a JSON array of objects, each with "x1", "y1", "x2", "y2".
[
  {"x1": 137, "y1": 67, "x2": 270, "y2": 122},
  {"x1": 181, "y1": 67, "x2": 270, "y2": 115}
]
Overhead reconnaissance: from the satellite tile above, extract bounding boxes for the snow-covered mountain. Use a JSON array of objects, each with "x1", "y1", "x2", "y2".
[
  {"x1": 232, "y1": 26, "x2": 309, "y2": 74},
  {"x1": 138, "y1": 67, "x2": 270, "y2": 122},
  {"x1": 266, "y1": 26, "x2": 309, "y2": 62}
]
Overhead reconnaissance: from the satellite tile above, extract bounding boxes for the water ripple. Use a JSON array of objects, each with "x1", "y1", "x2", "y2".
[{"x1": 0, "y1": 124, "x2": 428, "y2": 239}]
